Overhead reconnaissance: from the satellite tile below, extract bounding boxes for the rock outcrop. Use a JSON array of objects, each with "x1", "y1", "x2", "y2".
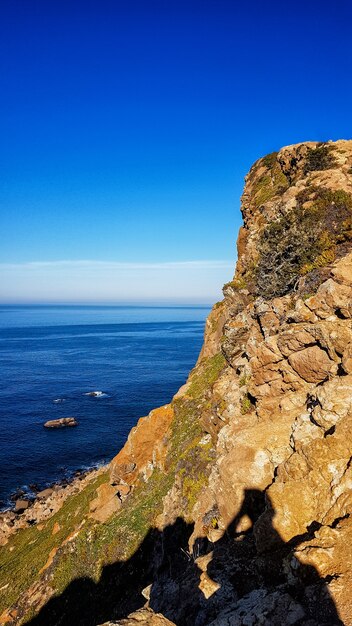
[
  {"x1": 99, "y1": 608, "x2": 175, "y2": 626},
  {"x1": 1, "y1": 139, "x2": 352, "y2": 626}
]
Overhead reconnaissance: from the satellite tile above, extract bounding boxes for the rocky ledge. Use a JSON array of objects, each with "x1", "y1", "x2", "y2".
[{"x1": 1, "y1": 140, "x2": 352, "y2": 626}]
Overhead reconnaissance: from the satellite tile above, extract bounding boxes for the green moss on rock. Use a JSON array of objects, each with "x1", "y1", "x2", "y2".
[
  {"x1": 240, "y1": 393, "x2": 253, "y2": 415},
  {"x1": 252, "y1": 153, "x2": 289, "y2": 208},
  {"x1": 0, "y1": 471, "x2": 108, "y2": 611},
  {"x1": 187, "y1": 353, "x2": 226, "y2": 400}
]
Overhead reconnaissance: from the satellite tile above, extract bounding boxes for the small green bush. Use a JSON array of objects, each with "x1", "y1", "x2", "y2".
[
  {"x1": 304, "y1": 144, "x2": 337, "y2": 174},
  {"x1": 240, "y1": 394, "x2": 252, "y2": 415},
  {"x1": 239, "y1": 374, "x2": 250, "y2": 387},
  {"x1": 261, "y1": 152, "x2": 279, "y2": 169}
]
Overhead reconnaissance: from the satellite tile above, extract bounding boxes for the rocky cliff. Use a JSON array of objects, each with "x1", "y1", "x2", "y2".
[{"x1": 1, "y1": 139, "x2": 352, "y2": 626}]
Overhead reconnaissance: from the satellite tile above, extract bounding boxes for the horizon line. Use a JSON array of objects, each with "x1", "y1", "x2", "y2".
[{"x1": 0, "y1": 299, "x2": 214, "y2": 309}]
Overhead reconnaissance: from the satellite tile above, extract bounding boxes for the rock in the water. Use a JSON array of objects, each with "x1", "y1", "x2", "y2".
[
  {"x1": 10, "y1": 489, "x2": 25, "y2": 502},
  {"x1": 44, "y1": 417, "x2": 78, "y2": 428}
]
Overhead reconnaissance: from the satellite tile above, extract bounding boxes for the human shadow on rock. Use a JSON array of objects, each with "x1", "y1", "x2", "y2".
[
  {"x1": 184, "y1": 489, "x2": 344, "y2": 626},
  {"x1": 27, "y1": 490, "x2": 343, "y2": 626}
]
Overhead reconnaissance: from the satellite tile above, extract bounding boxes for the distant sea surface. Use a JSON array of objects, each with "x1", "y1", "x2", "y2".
[{"x1": 0, "y1": 305, "x2": 210, "y2": 506}]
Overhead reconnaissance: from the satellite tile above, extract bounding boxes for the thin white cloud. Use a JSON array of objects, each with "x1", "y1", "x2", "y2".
[
  {"x1": 1, "y1": 259, "x2": 234, "y2": 271},
  {"x1": 0, "y1": 259, "x2": 234, "y2": 303}
]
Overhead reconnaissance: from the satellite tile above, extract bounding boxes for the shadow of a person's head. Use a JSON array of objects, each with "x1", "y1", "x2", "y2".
[{"x1": 202, "y1": 489, "x2": 343, "y2": 626}]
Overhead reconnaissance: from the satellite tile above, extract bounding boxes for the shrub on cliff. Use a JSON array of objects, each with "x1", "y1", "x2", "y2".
[
  {"x1": 303, "y1": 143, "x2": 337, "y2": 174},
  {"x1": 255, "y1": 187, "x2": 352, "y2": 299}
]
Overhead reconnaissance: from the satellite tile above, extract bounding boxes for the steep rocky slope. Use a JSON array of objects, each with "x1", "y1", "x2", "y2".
[{"x1": 1, "y1": 139, "x2": 352, "y2": 626}]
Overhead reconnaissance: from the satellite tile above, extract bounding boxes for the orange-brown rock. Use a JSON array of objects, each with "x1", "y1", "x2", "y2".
[
  {"x1": 89, "y1": 482, "x2": 121, "y2": 523},
  {"x1": 110, "y1": 404, "x2": 174, "y2": 486},
  {"x1": 288, "y1": 345, "x2": 335, "y2": 382},
  {"x1": 342, "y1": 342, "x2": 352, "y2": 373}
]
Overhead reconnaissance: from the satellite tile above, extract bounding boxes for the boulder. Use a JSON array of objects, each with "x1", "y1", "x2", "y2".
[
  {"x1": 110, "y1": 405, "x2": 174, "y2": 485},
  {"x1": 14, "y1": 499, "x2": 30, "y2": 514},
  {"x1": 36, "y1": 488, "x2": 54, "y2": 500},
  {"x1": 288, "y1": 345, "x2": 335, "y2": 383},
  {"x1": 89, "y1": 483, "x2": 121, "y2": 523}
]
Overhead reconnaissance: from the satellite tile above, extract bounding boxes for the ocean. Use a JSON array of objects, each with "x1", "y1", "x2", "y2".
[{"x1": 0, "y1": 305, "x2": 210, "y2": 507}]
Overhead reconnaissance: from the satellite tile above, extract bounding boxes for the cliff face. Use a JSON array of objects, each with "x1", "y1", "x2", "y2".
[{"x1": 1, "y1": 140, "x2": 352, "y2": 626}]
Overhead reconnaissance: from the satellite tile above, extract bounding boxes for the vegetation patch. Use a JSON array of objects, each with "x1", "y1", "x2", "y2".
[
  {"x1": 187, "y1": 353, "x2": 226, "y2": 400},
  {"x1": 255, "y1": 187, "x2": 352, "y2": 299},
  {"x1": 0, "y1": 471, "x2": 108, "y2": 611},
  {"x1": 50, "y1": 467, "x2": 174, "y2": 595},
  {"x1": 239, "y1": 373, "x2": 250, "y2": 387},
  {"x1": 165, "y1": 354, "x2": 225, "y2": 519},
  {"x1": 223, "y1": 277, "x2": 247, "y2": 292},
  {"x1": 0, "y1": 466, "x2": 175, "y2": 616},
  {"x1": 176, "y1": 433, "x2": 215, "y2": 519},
  {"x1": 181, "y1": 472, "x2": 209, "y2": 515},
  {"x1": 240, "y1": 393, "x2": 253, "y2": 415},
  {"x1": 252, "y1": 153, "x2": 289, "y2": 208},
  {"x1": 1, "y1": 468, "x2": 177, "y2": 623},
  {"x1": 261, "y1": 151, "x2": 279, "y2": 169},
  {"x1": 168, "y1": 398, "x2": 204, "y2": 466},
  {"x1": 304, "y1": 143, "x2": 337, "y2": 174}
]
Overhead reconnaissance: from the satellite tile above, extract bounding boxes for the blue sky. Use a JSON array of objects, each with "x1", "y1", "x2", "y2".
[{"x1": 1, "y1": 0, "x2": 351, "y2": 303}]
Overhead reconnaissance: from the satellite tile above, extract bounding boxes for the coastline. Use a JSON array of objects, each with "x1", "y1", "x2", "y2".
[
  {"x1": 0, "y1": 306, "x2": 208, "y2": 512},
  {"x1": 0, "y1": 464, "x2": 108, "y2": 546}
]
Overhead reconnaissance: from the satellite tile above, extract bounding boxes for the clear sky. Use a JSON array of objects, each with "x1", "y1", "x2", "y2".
[{"x1": 1, "y1": 0, "x2": 351, "y2": 303}]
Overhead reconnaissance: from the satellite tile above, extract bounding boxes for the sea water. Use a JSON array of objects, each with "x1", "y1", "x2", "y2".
[{"x1": 0, "y1": 305, "x2": 210, "y2": 506}]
